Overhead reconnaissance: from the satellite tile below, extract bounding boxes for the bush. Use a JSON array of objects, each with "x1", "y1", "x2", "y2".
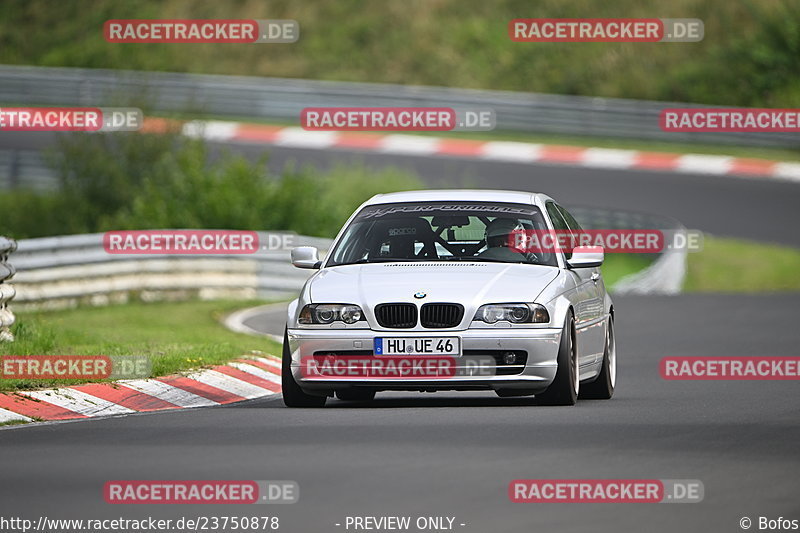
[
  {"x1": 1, "y1": 0, "x2": 798, "y2": 106},
  {"x1": 0, "y1": 191, "x2": 67, "y2": 239},
  {"x1": 0, "y1": 131, "x2": 423, "y2": 239}
]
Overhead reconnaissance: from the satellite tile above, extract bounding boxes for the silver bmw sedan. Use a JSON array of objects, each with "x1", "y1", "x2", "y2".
[{"x1": 282, "y1": 189, "x2": 616, "y2": 407}]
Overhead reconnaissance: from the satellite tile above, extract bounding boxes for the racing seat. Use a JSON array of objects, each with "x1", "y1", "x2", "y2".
[{"x1": 366, "y1": 218, "x2": 438, "y2": 260}]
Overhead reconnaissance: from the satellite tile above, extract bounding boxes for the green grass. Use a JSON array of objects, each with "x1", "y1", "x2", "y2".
[
  {"x1": 0, "y1": 300, "x2": 281, "y2": 391},
  {"x1": 0, "y1": 419, "x2": 34, "y2": 427},
  {"x1": 1, "y1": 0, "x2": 798, "y2": 109},
  {"x1": 684, "y1": 237, "x2": 800, "y2": 292},
  {"x1": 603, "y1": 254, "x2": 656, "y2": 288}
]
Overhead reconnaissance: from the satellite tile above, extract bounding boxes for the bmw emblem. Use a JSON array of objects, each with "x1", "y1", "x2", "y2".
[{"x1": 414, "y1": 291, "x2": 426, "y2": 299}]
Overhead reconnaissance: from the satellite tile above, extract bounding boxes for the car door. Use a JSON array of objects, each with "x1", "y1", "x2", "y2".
[
  {"x1": 557, "y1": 204, "x2": 606, "y2": 365},
  {"x1": 545, "y1": 202, "x2": 597, "y2": 372}
]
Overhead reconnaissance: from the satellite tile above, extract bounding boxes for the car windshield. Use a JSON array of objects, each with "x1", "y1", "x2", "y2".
[{"x1": 327, "y1": 201, "x2": 558, "y2": 267}]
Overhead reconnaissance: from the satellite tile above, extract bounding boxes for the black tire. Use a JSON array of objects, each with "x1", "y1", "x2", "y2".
[
  {"x1": 580, "y1": 315, "x2": 616, "y2": 400},
  {"x1": 281, "y1": 328, "x2": 326, "y2": 408},
  {"x1": 536, "y1": 311, "x2": 578, "y2": 406},
  {"x1": 335, "y1": 389, "x2": 377, "y2": 402}
]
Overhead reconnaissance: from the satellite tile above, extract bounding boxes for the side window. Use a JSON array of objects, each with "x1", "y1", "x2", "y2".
[
  {"x1": 545, "y1": 201, "x2": 572, "y2": 260},
  {"x1": 556, "y1": 204, "x2": 583, "y2": 232}
]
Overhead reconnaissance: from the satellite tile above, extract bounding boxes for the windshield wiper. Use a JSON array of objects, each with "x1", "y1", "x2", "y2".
[
  {"x1": 344, "y1": 257, "x2": 424, "y2": 265},
  {"x1": 470, "y1": 258, "x2": 529, "y2": 264},
  {"x1": 444, "y1": 256, "x2": 530, "y2": 264}
]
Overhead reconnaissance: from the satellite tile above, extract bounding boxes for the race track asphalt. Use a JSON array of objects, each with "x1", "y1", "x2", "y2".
[
  {"x1": 0, "y1": 133, "x2": 799, "y2": 532},
  {"x1": 1, "y1": 294, "x2": 799, "y2": 532},
  {"x1": 2, "y1": 132, "x2": 799, "y2": 245}
]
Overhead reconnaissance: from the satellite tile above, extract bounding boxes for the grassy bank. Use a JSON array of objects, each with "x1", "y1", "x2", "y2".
[
  {"x1": 685, "y1": 237, "x2": 800, "y2": 292},
  {"x1": 1, "y1": 0, "x2": 797, "y2": 108},
  {"x1": 0, "y1": 300, "x2": 280, "y2": 391},
  {"x1": 604, "y1": 254, "x2": 656, "y2": 288}
]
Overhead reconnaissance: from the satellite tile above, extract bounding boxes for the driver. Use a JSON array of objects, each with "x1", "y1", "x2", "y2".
[{"x1": 477, "y1": 218, "x2": 529, "y2": 261}]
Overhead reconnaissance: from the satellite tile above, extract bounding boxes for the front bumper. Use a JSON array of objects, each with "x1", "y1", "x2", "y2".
[{"x1": 287, "y1": 327, "x2": 562, "y2": 393}]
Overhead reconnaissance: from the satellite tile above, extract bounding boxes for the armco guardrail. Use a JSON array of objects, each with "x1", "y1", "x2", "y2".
[
  {"x1": 1, "y1": 65, "x2": 798, "y2": 148},
  {"x1": 571, "y1": 206, "x2": 687, "y2": 295},
  {"x1": 10, "y1": 232, "x2": 331, "y2": 311},
  {"x1": 0, "y1": 236, "x2": 17, "y2": 341},
  {"x1": 0, "y1": 150, "x2": 57, "y2": 190}
]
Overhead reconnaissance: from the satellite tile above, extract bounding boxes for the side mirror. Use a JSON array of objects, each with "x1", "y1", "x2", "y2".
[
  {"x1": 567, "y1": 246, "x2": 604, "y2": 268},
  {"x1": 291, "y1": 246, "x2": 321, "y2": 269}
]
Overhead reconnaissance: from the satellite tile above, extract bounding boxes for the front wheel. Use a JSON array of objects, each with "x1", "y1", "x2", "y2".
[
  {"x1": 580, "y1": 315, "x2": 616, "y2": 400},
  {"x1": 281, "y1": 328, "x2": 326, "y2": 408},
  {"x1": 536, "y1": 311, "x2": 578, "y2": 406}
]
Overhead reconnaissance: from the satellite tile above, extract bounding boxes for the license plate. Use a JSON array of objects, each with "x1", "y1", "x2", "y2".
[{"x1": 374, "y1": 337, "x2": 461, "y2": 356}]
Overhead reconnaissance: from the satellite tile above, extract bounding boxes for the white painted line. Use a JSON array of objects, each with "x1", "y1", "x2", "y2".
[
  {"x1": 675, "y1": 155, "x2": 733, "y2": 175},
  {"x1": 120, "y1": 379, "x2": 218, "y2": 408},
  {"x1": 224, "y1": 303, "x2": 287, "y2": 343},
  {"x1": 0, "y1": 407, "x2": 32, "y2": 423},
  {"x1": 772, "y1": 162, "x2": 800, "y2": 182},
  {"x1": 479, "y1": 141, "x2": 543, "y2": 162},
  {"x1": 581, "y1": 148, "x2": 638, "y2": 169},
  {"x1": 20, "y1": 389, "x2": 134, "y2": 417},
  {"x1": 182, "y1": 120, "x2": 239, "y2": 141},
  {"x1": 275, "y1": 127, "x2": 338, "y2": 148},
  {"x1": 185, "y1": 369, "x2": 275, "y2": 399},
  {"x1": 379, "y1": 135, "x2": 440, "y2": 155},
  {"x1": 228, "y1": 362, "x2": 282, "y2": 386},
  {"x1": 249, "y1": 356, "x2": 282, "y2": 371}
]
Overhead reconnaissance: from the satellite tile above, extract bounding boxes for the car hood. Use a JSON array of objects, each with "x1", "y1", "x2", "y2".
[{"x1": 309, "y1": 262, "x2": 559, "y2": 308}]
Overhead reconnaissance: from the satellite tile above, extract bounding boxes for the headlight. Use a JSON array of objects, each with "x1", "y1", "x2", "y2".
[
  {"x1": 298, "y1": 304, "x2": 365, "y2": 325},
  {"x1": 473, "y1": 303, "x2": 549, "y2": 324}
]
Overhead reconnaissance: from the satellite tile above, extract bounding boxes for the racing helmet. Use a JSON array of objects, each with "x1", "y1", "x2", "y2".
[{"x1": 484, "y1": 218, "x2": 524, "y2": 249}]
